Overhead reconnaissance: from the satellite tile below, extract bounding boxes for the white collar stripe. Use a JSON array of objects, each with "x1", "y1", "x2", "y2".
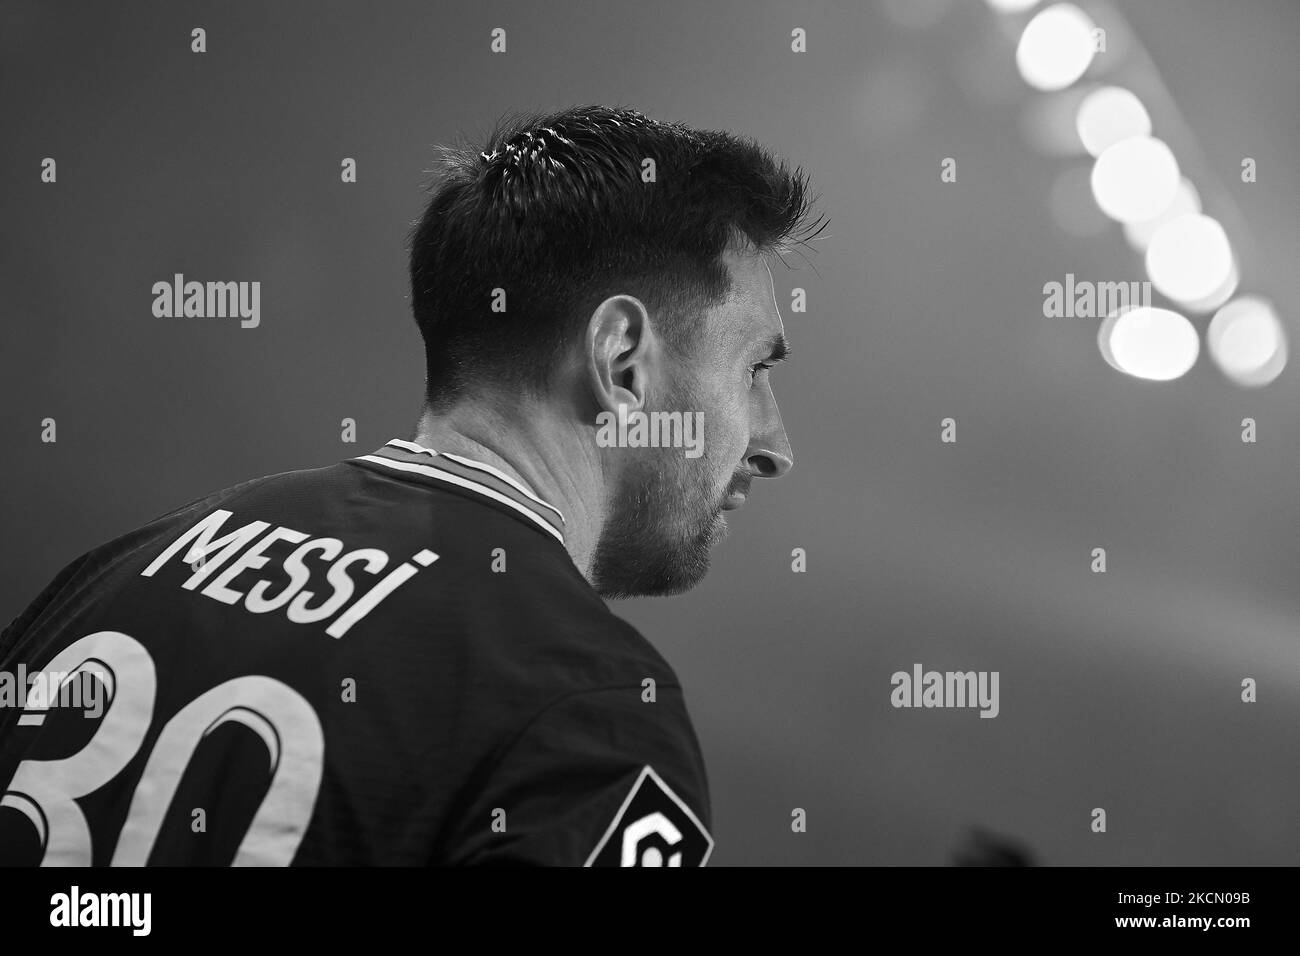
[
  {"x1": 437, "y1": 451, "x2": 566, "y2": 523},
  {"x1": 384, "y1": 439, "x2": 565, "y2": 523},
  {"x1": 355, "y1": 455, "x2": 565, "y2": 545}
]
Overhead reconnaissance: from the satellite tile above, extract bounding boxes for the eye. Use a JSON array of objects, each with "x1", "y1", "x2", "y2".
[{"x1": 748, "y1": 361, "x2": 775, "y2": 385}]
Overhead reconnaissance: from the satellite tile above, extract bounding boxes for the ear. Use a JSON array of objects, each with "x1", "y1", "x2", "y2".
[{"x1": 584, "y1": 294, "x2": 663, "y2": 415}]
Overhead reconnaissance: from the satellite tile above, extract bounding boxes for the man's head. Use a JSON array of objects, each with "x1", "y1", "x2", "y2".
[{"x1": 408, "y1": 105, "x2": 823, "y2": 596}]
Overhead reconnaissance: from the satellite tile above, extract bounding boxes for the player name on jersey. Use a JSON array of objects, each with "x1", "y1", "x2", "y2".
[{"x1": 140, "y1": 508, "x2": 438, "y2": 638}]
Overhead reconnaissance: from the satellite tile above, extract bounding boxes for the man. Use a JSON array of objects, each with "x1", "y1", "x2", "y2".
[{"x1": 0, "y1": 105, "x2": 820, "y2": 866}]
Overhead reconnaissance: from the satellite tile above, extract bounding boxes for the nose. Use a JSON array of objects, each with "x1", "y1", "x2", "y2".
[
  {"x1": 745, "y1": 415, "x2": 794, "y2": 479},
  {"x1": 746, "y1": 444, "x2": 793, "y2": 479}
]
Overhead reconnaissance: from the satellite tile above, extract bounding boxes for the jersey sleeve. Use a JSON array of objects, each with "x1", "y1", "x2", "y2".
[
  {"x1": 441, "y1": 684, "x2": 714, "y2": 867},
  {"x1": 0, "y1": 551, "x2": 92, "y2": 667}
]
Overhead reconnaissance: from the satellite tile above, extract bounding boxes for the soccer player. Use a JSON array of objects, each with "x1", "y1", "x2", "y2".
[{"x1": 0, "y1": 105, "x2": 820, "y2": 866}]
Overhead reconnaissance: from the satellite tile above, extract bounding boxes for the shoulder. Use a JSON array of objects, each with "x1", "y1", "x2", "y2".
[{"x1": 440, "y1": 674, "x2": 714, "y2": 866}]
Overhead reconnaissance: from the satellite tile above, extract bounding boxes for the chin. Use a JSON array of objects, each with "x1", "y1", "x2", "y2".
[
  {"x1": 594, "y1": 528, "x2": 720, "y2": 598},
  {"x1": 595, "y1": 559, "x2": 712, "y2": 598}
]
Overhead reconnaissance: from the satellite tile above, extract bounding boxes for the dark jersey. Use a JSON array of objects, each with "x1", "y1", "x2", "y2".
[{"x1": 0, "y1": 439, "x2": 713, "y2": 866}]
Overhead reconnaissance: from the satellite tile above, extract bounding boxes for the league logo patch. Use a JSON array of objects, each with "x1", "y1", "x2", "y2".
[{"x1": 584, "y1": 765, "x2": 714, "y2": 867}]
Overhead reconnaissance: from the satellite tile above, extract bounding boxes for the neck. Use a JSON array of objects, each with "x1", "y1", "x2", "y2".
[{"x1": 411, "y1": 401, "x2": 603, "y2": 582}]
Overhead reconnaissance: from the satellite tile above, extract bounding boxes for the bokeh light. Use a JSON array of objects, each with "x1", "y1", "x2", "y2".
[
  {"x1": 1096, "y1": 307, "x2": 1127, "y2": 372},
  {"x1": 1075, "y1": 86, "x2": 1151, "y2": 156},
  {"x1": 984, "y1": 0, "x2": 1040, "y2": 12},
  {"x1": 1207, "y1": 296, "x2": 1288, "y2": 387},
  {"x1": 1091, "y1": 136, "x2": 1180, "y2": 223},
  {"x1": 1123, "y1": 178, "x2": 1201, "y2": 250},
  {"x1": 1101, "y1": 306, "x2": 1199, "y2": 381},
  {"x1": 1016, "y1": 4, "x2": 1096, "y2": 92},
  {"x1": 1145, "y1": 214, "x2": 1235, "y2": 305}
]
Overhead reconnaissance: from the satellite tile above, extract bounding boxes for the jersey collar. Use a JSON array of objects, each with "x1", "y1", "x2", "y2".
[{"x1": 355, "y1": 439, "x2": 566, "y2": 545}]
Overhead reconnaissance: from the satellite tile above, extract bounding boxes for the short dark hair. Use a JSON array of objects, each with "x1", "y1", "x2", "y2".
[{"x1": 408, "y1": 105, "x2": 824, "y2": 409}]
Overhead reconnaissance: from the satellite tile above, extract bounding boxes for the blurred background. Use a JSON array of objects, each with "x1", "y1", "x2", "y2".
[{"x1": 2, "y1": 0, "x2": 1298, "y2": 865}]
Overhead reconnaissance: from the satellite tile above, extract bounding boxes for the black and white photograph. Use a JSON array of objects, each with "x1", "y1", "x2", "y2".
[{"x1": 1, "y1": 0, "x2": 1295, "y2": 937}]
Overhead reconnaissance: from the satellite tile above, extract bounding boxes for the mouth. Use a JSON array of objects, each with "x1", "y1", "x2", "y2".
[{"x1": 721, "y1": 493, "x2": 747, "y2": 511}]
